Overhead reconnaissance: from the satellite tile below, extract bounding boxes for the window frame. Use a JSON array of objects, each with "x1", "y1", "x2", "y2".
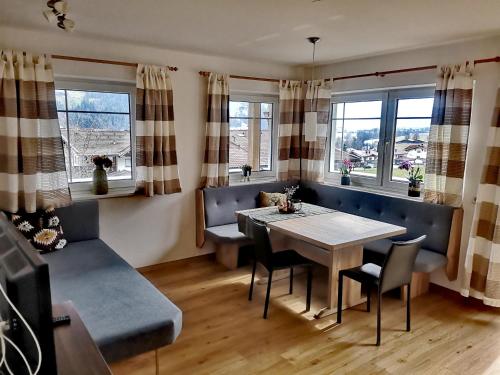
[
  {"x1": 55, "y1": 79, "x2": 136, "y2": 194},
  {"x1": 325, "y1": 86, "x2": 435, "y2": 194},
  {"x1": 228, "y1": 94, "x2": 279, "y2": 183}
]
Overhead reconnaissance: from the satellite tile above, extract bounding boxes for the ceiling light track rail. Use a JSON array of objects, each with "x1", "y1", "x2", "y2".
[
  {"x1": 198, "y1": 56, "x2": 499, "y2": 83},
  {"x1": 51, "y1": 54, "x2": 178, "y2": 71}
]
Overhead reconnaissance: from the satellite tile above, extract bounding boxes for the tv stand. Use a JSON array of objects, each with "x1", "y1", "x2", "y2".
[{"x1": 53, "y1": 301, "x2": 111, "y2": 375}]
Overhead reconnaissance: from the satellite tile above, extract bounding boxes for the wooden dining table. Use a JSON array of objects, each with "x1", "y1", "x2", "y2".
[{"x1": 237, "y1": 203, "x2": 406, "y2": 318}]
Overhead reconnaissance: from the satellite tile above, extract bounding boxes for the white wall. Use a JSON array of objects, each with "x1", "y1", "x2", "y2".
[
  {"x1": 0, "y1": 25, "x2": 299, "y2": 268},
  {"x1": 2, "y1": 26, "x2": 499, "y2": 291},
  {"x1": 309, "y1": 35, "x2": 500, "y2": 292}
]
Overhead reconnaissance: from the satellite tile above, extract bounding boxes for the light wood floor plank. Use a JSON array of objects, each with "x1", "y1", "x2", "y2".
[{"x1": 111, "y1": 255, "x2": 500, "y2": 375}]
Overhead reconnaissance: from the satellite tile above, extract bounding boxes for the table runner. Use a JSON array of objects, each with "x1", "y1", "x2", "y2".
[{"x1": 239, "y1": 203, "x2": 334, "y2": 225}]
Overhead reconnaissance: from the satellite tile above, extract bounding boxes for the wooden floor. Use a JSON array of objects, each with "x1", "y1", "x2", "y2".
[{"x1": 111, "y1": 255, "x2": 500, "y2": 375}]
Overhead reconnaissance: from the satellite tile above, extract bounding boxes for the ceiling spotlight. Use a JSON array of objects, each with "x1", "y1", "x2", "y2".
[{"x1": 43, "y1": 0, "x2": 75, "y2": 32}]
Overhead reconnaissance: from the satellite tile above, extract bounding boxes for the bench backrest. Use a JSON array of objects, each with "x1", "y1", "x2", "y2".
[
  {"x1": 299, "y1": 182, "x2": 454, "y2": 255},
  {"x1": 203, "y1": 181, "x2": 292, "y2": 228},
  {"x1": 55, "y1": 200, "x2": 99, "y2": 243}
]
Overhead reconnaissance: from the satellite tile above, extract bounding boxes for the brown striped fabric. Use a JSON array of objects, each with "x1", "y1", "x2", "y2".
[
  {"x1": 135, "y1": 64, "x2": 181, "y2": 196},
  {"x1": 462, "y1": 88, "x2": 500, "y2": 307},
  {"x1": 277, "y1": 80, "x2": 332, "y2": 182},
  {"x1": 302, "y1": 79, "x2": 333, "y2": 182},
  {"x1": 277, "y1": 80, "x2": 304, "y2": 181},
  {"x1": 0, "y1": 50, "x2": 71, "y2": 213},
  {"x1": 200, "y1": 73, "x2": 229, "y2": 188},
  {"x1": 423, "y1": 63, "x2": 473, "y2": 207}
]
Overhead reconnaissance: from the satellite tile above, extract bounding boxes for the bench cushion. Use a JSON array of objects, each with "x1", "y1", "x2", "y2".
[
  {"x1": 365, "y1": 239, "x2": 448, "y2": 273},
  {"x1": 205, "y1": 223, "x2": 252, "y2": 245},
  {"x1": 44, "y1": 238, "x2": 182, "y2": 363},
  {"x1": 203, "y1": 181, "x2": 293, "y2": 228},
  {"x1": 56, "y1": 200, "x2": 99, "y2": 243}
]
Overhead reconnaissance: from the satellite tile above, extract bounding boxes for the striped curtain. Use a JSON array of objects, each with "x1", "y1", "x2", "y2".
[
  {"x1": 277, "y1": 80, "x2": 304, "y2": 181},
  {"x1": 461, "y1": 89, "x2": 500, "y2": 306},
  {"x1": 302, "y1": 79, "x2": 332, "y2": 182},
  {"x1": 423, "y1": 63, "x2": 474, "y2": 207},
  {"x1": 200, "y1": 73, "x2": 229, "y2": 188},
  {"x1": 0, "y1": 50, "x2": 71, "y2": 213},
  {"x1": 136, "y1": 64, "x2": 181, "y2": 196}
]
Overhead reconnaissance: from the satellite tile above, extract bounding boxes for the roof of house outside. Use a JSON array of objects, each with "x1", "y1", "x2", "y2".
[{"x1": 61, "y1": 129, "x2": 131, "y2": 157}]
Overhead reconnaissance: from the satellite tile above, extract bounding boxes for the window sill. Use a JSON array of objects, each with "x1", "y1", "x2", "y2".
[
  {"x1": 70, "y1": 187, "x2": 135, "y2": 201},
  {"x1": 321, "y1": 180, "x2": 424, "y2": 202},
  {"x1": 229, "y1": 176, "x2": 277, "y2": 186}
]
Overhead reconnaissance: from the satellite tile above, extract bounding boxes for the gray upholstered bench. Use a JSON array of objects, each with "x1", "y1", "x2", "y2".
[
  {"x1": 300, "y1": 181, "x2": 462, "y2": 298},
  {"x1": 196, "y1": 181, "x2": 291, "y2": 269},
  {"x1": 44, "y1": 201, "x2": 182, "y2": 364},
  {"x1": 198, "y1": 180, "x2": 462, "y2": 299}
]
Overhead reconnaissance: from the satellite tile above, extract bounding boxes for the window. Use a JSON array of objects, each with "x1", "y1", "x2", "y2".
[
  {"x1": 55, "y1": 80, "x2": 135, "y2": 192},
  {"x1": 327, "y1": 87, "x2": 434, "y2": 192},
  {"x1": 229, "y1": 95, "x2": 278, "y2": 178}
]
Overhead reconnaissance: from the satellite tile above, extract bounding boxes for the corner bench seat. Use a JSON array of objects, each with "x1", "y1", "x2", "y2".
[
  {"x1": 43, "y1": 201, "x2": 182, "y2": 363},
  {"x1": 204, "y1": 223, "x2": 253, "y2": 245},
  {"x1": 364, "y1": 238, "x2": 448, "y2": 273}
]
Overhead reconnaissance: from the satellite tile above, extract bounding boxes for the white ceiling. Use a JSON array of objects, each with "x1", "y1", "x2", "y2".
[{"x1": 1, "y1": 0, "x2": 500, "y2": 65}]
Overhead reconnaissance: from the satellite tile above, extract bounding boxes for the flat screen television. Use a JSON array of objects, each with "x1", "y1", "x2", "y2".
[{"x1": 0, "y1": 213, "x2": 57, "y2": 375}]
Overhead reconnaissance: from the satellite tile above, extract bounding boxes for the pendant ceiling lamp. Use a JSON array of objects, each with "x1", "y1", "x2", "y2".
[{"x1": 305, "y1": 36, "x2": 320, "y2": 142}]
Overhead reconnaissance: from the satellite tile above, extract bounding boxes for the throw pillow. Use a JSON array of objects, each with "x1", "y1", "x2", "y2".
[
  {"x1": 259, "y1": 191, "x2": 287, "y2": 207},
  {"x1": 10, "y1": 207, "x2": 67, "y2": 254}
]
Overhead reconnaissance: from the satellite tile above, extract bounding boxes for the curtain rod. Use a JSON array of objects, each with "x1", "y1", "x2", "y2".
[
  {"x1": 199, "y1": 56, "x2": 499, "y2": 83},
  {"x1": 51, "y1": 54, "x2": 178, "y2": 71}
]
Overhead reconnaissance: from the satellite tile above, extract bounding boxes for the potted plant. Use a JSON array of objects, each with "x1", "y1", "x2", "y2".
[
  {"x1": 241, "y1": 164, "x2": 252, "y2": 182},
  {"x1": 279, "y1": 185, "x2": 300, "y2": 214},
  {"x1": 398, "y1": 160, "x2": 424, "y2": 197},
  {"x1": 92, "y1": 155, "x2": 112, "y2": 195},
  {"x1": 340, "y1": 159, "x2": 353, "y2": 186}
]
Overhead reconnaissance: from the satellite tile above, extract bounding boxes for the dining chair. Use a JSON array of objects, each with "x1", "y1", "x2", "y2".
[
  {"x1": 247, "y1": 218, "x2": 314, "y2": 319},
  {"x1": 337, "y1": 235, "x2": 426, "y2": 345}
]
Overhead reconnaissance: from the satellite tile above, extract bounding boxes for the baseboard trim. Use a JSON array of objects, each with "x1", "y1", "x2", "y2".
[{"x1": 137, "y1": 253, "x2": 215, "y2": 273}]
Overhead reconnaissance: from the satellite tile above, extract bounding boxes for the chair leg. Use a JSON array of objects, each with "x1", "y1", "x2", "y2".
[
  {"x1": 306, "y1": 266, "x2": 312, "y2": 312},
  {"x1": 337, "y1": 272, "x2": 343, "y2": 324},
  {"x1": 248, "y1": 260, "x2": 257, "y2": 301},
  {"x1": 406, "y1": 282, "x2": 411, "y2": 332},
  {"x1": 289, "y1": 266, "x2": 294, "y2": 294},
  {"x1": 366, "y1": 284, "x2": 371, "y2": 313},
  {"x1": 376, "y1": 287, "x2": 382, "y2": 346},
  {"x1": 263, "y1": 270, "x2": 273, "y2": 319},
  {"x1": 155, "y1": 349, "x2": 159, "y2": 375}
]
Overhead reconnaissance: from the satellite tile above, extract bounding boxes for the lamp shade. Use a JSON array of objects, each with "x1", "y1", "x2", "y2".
[
  {"x1": 62, "y1": 18, "x2": 75, "y2": 32},
  {"x1": 304, "y1": 111, "x2": 318, "y2": 142},
  {"x1": 43, "y1": 9, "x2": 57, "y2": 23},
  {"x1": 53, "y1": 0, "x2": 70, "y2": 14}
]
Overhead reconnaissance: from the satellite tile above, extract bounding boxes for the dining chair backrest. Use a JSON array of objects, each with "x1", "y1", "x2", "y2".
[
  {"x1": 379, "y1": 235, "x2": 426, "y2": 293},
  {"x1": 248, "y1": 218, "x2": 274, "y2": 271}
]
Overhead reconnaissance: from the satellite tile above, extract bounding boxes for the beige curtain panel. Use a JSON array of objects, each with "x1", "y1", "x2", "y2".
[
  {"x1": 302, "y1": 79, "x2": 333, "y2": 182},
  {"x1": 424, "y1": 63, "x2": 474, "y2": 207},
  {"x1": 200, "y1": 73, "x2": 230, "y2": 188},
  {"x1": 0, "y1": 50, "x2": 71, "y2": 213},
  {"x1": 461, "y1": 88, "x2": 500, "y2": 306},
  {"x1": 277, "y1": 80, "x2": 304, "y2": 181},
  {"x1": 136, "y1": 64, "x2": 181, "y2": 196}
]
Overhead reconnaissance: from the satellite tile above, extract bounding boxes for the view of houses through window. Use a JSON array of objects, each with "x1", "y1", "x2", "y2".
[
  {"x1": 391, "y1": 98, "x2": 433, "y2": 180},
  {"x1": 56, "y1": 89, "x2": 132, "y2": 183},
  {"x1": 229, "y1": 100, "x2": 274, "y2": 173},
  {"x1": 329, "y1": 88, "x2": 434, "y2": 188},
  {"x1": 330, "y1": 100, "x2": 383, "y2": 176}
]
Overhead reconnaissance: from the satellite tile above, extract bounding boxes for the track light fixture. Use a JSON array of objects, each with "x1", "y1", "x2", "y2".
[{"x1": 43, "y1": 0, "x2": 75, "y2": 32}]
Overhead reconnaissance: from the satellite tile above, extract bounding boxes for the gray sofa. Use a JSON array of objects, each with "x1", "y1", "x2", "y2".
[
  {"x1": 200, "y1": 181, "x2": 456, "y2": 275},
  {"x1": 43, "y1": 200, "x2": 182, "y2": 363}
]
